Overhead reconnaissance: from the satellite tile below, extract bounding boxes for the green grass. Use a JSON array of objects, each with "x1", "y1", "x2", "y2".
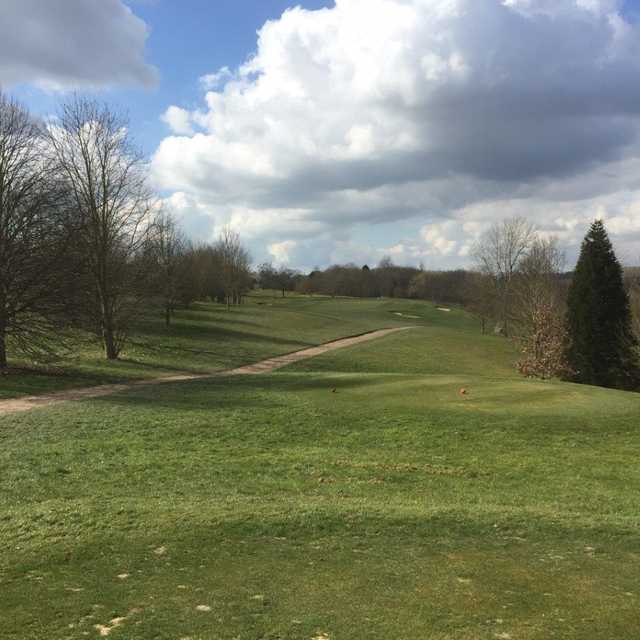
[
  {"x1": 0, "y1": 292, "x2": 429, "y2": 399},
  {"x1": 1, "y1": 295, "x2": 639, "y2": 639}
]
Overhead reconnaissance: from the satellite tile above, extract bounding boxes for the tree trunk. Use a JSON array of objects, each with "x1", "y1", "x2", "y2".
[
  {"x1": 103, "y1": 324, "x2": 119, "y2": 360},
  {"x1": 282, "y1": 288, "x2": 285, "y2": 298},
  {"x1": 0, "y1": 291, "x2": 7, "y2": 369},
  {"x1": 101, "y1": 300, "x2": 119, "y2": 360},
  {"x1": 165, "y1": 304, "x2": 171, "y2": 327},
  {"x1": 501, "y1": 282, "x2": 511, "y2": 338},
  {"x1": 0, "y1": 323, "x2": 7, "y2": 370}
]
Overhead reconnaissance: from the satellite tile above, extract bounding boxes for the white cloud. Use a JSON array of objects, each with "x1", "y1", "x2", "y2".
[
  {"x1": 161, "y1": 106, "x2": 195, "y2": 135},
  {"x1": 199, "y1": 67, "x2": 232, "y2": 90},
  {"x1": 268, "y1": 240, "x2": 298, "y2": 265},
  {"x1": 162, "y1": 192, "x2": 217, "y2": 239},
  {"x1": 154, "y1": 0, "x2": 640, "y2": 268},
  {"x1": 0, "y1": 0, "x2": 157, "y2": 90},
  {"x1": 421, "y1": 222, "x2": 461, "y2": 257}
]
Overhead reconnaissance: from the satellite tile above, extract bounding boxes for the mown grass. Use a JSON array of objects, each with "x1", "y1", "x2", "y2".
[
  {"x1": 1, "y1": 292, "x2": 430, "y2": 399},
  {"x1": 1, "y1": 296, "x2": 639, "y2": 639}
]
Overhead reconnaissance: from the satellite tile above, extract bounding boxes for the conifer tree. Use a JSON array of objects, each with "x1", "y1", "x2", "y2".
[{"x1": 566, "y1": 220, "x2": 640, "y2": 389}]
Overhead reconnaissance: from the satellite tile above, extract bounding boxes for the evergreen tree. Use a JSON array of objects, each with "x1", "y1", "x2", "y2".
[{"x1": 566, "y1": 220, "x2": 640, "y2": 389}]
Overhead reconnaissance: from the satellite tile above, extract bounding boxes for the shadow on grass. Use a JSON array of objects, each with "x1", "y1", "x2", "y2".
[
  {"x1": 170, "y1": 310, "x2": 266, "y2": 329},
  {"x1": 116, "y1": 357, "x2": 206, "y2": 375},
  {"x1": 13, "y1": 499, "x2": 637, "y2": 558},
  {"x1": 134, "y1": 322, "x2": 316, "y2": 349},
  {"x1": 90, "y1": 372, "x2": 387, "y2": 412}
]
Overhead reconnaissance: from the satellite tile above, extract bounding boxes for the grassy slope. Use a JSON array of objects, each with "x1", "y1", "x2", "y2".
[
  {"x1": 1, "y1": 297, "x2": 639, "y2": 639},
  {"x1": 0, "y1": 292, "x2": 420, "y2": 399}
]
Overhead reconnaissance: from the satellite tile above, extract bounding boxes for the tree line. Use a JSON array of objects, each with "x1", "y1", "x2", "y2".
[{"x1": 0, "y1": 92, "x2": 252, "y2": 371}]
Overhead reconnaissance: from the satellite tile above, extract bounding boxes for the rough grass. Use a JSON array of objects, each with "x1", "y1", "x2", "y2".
[{"x1": 1, "y1": 295, "x2": 639, "y2": 639}]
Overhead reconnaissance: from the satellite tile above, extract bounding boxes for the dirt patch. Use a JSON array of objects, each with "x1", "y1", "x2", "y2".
[
  {"x1": 228, "y1": 327, "x2": 411, "y2": 375},
  {"x1": 0, "y1": 327, "x2": 413, "y2": 416},
  {"x1": 95, "y1": 617, "x2": 126, "y2": 637}
]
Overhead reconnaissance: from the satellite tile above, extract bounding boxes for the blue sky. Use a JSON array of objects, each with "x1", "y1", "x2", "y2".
[
  {"x1": 123, "y1": 0, "x2": 336, "y2": 153},
  {"x1": 4, "y1": 0, "x2": 640, "y2": 269},
  {"x1": 12, "y1": 1, "x2": 334, "y2": 154}
]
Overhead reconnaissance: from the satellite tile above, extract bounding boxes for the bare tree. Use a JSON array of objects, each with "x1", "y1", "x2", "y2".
[
  {"x1": 258, "y1": 262, "x2": 298, "y2": 297},
  {"x1": 462, "y1": 271, "x2": 495, "y2": 335},
  {"x1": 0, "y1": 92, "x2": 72, "y2": 370},
  {"x1": 472, "y1": 217, "x2": 537, "y2": 336},
  {"x1": 47, "y1": 96, "x2": 154, "y2": 359},
  {"x1": 257, "y1": 262, "x2": 278, "y2": 292},
  {"x1": 152, "y1": 210, "x2": 187, "y2": 326},
  {"x1": 216, "y1": 227, "x2": 251, "y2": 309},
  {"x1": 512, "y1": 237, "x2": 571, "y2": 378},
  {"x1": 512, "y1": 237, "x2": 566, "y2": 336}
]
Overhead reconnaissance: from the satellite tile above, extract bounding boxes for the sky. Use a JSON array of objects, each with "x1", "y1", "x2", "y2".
[{"x1": 4, "y1": 0, "x2": 640, "y2": 271}]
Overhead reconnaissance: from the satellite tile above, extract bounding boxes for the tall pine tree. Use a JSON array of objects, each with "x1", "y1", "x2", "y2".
[{"x1": 566, "y1": 220, "x2": 640, "y2": 390}]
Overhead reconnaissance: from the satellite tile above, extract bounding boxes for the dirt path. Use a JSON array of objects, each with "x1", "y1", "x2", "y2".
[{"x1": 0, "y1": 327, "x2": 412, "y2": 416}]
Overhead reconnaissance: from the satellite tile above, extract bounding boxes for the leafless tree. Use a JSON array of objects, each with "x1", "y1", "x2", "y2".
[
  {"x1": 152, "y1": 210, "x2": 187, "y2": 326},
  {"x1": 472, "y1": 217, "x2": 537, "y2": 336},
  {"x1": 216, "y1": 226, "x2": 252, "y2": 309},
  {"x1": 462, "y1": 271, "x2": 495, "y2": 335},
  {"x1": 512, "y1": 236, "x2": 566, "y2": 335},
  {"x1": 0, "y1": 92, "x2": 72, "y2": 370},
  {"x1": 512, "y1": 237, "x2": 571, "y2": 378},
  {"x1": 47, "y1": 96, "x2": 155, "y2": 359}
]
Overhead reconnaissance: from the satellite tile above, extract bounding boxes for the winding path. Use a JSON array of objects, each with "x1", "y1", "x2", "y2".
[{"x1": 0, "y1": 327, "x2": 412, "y2": 416}]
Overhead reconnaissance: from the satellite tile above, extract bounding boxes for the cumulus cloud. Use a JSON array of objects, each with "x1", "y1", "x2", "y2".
[
  {"x1": 0, "y1": 0, "x2": 157, "y2": 90},
  {"x1": 161, "y1": 106, "x2": 195, "y2": 135},
  {"x1": 153, "y1": 0, "x2": 640, "y2": 267}
]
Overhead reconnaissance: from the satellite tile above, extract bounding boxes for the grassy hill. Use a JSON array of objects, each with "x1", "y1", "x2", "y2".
[{"x1": 1, "y1": 295, "x2": 638, "y2": 639}]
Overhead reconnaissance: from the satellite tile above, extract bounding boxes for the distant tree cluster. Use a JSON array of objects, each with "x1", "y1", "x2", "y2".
[
  {"x1": 257, "y1": 263, "x2": 300, "y2": 297},
  {"x1": 293, "y1": 259, "x2": 476, "y2": 304},
  {"x1": 0, "y1": 92, "x2": 252, "y2": 371}
]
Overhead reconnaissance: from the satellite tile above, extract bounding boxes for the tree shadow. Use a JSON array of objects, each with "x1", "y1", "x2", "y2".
[
  {"x1": 91, "y1": 371, "x2": 386, "y2": 413},
  {"x1": 135, "y1": 323, "x2": 315, "y2": 349}
]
